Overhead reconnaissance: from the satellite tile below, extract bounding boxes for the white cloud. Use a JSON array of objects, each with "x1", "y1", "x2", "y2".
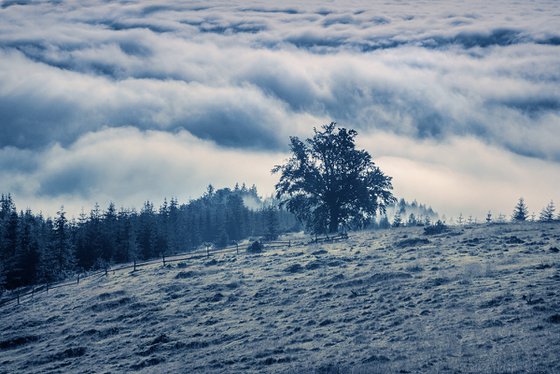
[
  {"x1": 0, "y1": 127, "x2": 284, "y2": 217},
  {"x1": 0, "y1": 0, "x2": 559, "y2": 218},
  {"x1": 359, "y1": 131, "x2": 560, "y2": 219}
]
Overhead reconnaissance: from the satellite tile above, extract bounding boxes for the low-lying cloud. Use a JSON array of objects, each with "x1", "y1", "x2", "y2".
[{"x1": 0, "y1": 0, "x2": 558, "y2": 218}]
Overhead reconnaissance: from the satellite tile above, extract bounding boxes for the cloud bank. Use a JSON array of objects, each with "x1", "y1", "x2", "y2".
[{"x1": 0, "y1": 0, "x2": 558, "y2": 218}]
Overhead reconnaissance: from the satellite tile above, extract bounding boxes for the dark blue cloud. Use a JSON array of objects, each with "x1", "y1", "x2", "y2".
[
  {"x1": 180, "y1": 113, "x2": 282, "y2": 150},
  {"x1": 0, "y1": 94, "x2": 84, "y2": 149},
  {"x1": 496, "y1": 96, "x2": 560, "y2": 117},
  {"x1": 102, "y1": 20, "x2": 177, "y2": 33},
  {"x1": 38, "y1": 165, "x2": 96, "y2": 198},
  {"x1": 0, "y1": 0, "x2": 558, "y2": 162},
  {"x1": 1, "y1": 0, "x2": 32, "y2": 9},
  {"x1": 196, "y1": 21, "x2": 268, "y2": 35},
  {"x1": 239, "y1": 7, "x2": 300, "y2": 15}
]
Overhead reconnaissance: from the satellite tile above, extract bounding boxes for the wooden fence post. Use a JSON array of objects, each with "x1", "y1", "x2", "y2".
[
  {"x1": 77, "y1": 274, "x2": 80, "y2": 284},
  {"x1": 105, "y1": 266, "x2": 108, "y2": 277},
  {"x1": 206, "y1": 245, "x2": 210, "y2": 258},
  {"x1": 133, "y1": 259, "x2": 137, "y2": 272},
  {"x1": 236, "y1": 243, "x2": 239, "y2": 255},
  {"x1": 162, "y1": 253, "x2": 166, "y2": 266}
]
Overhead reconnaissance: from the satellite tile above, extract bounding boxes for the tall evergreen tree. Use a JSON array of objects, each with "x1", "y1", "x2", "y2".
[
  {"x1": 226, "y1": 194, "x2": 245, "y2": 241},
  {"x1": 101, "y1": 202, "x2": 117, "y2": 262},
  {"x1": 137, "y1": 201, "x2": 156, "y2": 260},
  {"x1": 539, "y1": 201, "x2": 555, "y2": 222},
  {"x1": 392, "y1": 211, "x2": 402, "y2": 228},
  {"x1": 18, "y1": 210, "x2": 40, "y2": 286},
  {"x1": 52, "y1": 207, "x2": 74, "y2": 278},
  {"x1": 264, "y1": 206, "x2": 279, "y2": 240},
  {"x1": 512, "y1": 198, "x2": 529, "y2": 222}
]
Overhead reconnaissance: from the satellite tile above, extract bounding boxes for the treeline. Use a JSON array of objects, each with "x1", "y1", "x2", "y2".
[
  {"x1": 378, "y1": 198, "x2": 438, "y2": 229},
  {"x1": 0, "y1": 184, "x2": 298, "y2": 291}
]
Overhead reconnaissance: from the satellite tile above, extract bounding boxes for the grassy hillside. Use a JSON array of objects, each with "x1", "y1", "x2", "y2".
[{"x1": 1, "y1": 223, "x2": 559, "y2": 373}]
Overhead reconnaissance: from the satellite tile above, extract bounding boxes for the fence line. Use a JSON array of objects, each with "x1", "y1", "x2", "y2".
[{"x1": 0, "y1": 234, "x2": 349, "y2": 309}]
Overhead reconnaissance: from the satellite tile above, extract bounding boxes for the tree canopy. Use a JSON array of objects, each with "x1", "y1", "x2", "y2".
[{"x1": 272, "y1": 122, "x2": 396, "y2": 234}]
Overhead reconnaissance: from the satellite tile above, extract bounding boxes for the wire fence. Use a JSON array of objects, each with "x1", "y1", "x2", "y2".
[{"x1": 0, "y1": 233, "x2": 349, "y2": 309}]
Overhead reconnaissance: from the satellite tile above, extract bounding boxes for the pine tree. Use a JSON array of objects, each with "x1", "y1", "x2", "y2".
[
  {"x1": 225, "y1": 194, "x2": 245, "y2": 241},
  {"x1": 392, "y1": 212, "x2": 402, "y2": 227},
  {"x1": 101, "y1": 202, "x2": 117, "y2": 262},
  {"x1": 137, "y1": 201, "x2": 156, "y2": 260},
  {"x1": 52, "y1": 206, "x2": 74, "y2": 277},
  {"x1": 378, "y1": 215, "x2": 390, "y2": 229},
  {"x1": 539, "y1": 201, "x2": 555, "y2": 222},
  {"x1": 512, "y1": 198, "x2": 528, "y2": 222},
  {"x1": 167, "y1": 198, "x2": 180, "y2": 254},
  {"x1": 407, "y1": 213, "x2": 417, "y2": 226},
  {"x1": 18, "y1": 209, "x2": 40, "y2": 286},
  {"x1": 264, "y1": 206, "x2": 279, "y2": 240},
  {"x1": 3, "y1": 210, "x2": 21, "y2": 289}
]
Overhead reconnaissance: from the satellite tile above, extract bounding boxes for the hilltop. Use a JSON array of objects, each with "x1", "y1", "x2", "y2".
[{"x1": 1, "y1": 223, "x2": 560, "y2": 373}]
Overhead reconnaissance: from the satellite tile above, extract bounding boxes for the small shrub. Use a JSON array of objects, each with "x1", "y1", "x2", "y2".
[
  {"x1": 284, "y1": 263, "x2": 304, "y2": 273},
  {"x1": 395, "y1": 237, "x2": 430, "y2": 248},
  {"x1": 424, "y1": 220, "x2": 448, "y2": 235},
  {"x1": 247, "y1": 240, "x2": 264, "y2": 253}
]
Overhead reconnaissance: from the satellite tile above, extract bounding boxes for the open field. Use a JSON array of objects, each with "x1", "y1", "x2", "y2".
[{"x1": 1, "y1": 222, "x2": 559, "y2": 373}]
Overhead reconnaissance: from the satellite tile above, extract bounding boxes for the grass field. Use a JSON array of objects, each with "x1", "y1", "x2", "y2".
[{"x1": 1, "y1": 222, "x2": 559, "y2": 373}]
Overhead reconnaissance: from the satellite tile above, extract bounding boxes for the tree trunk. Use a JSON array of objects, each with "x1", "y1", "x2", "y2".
[{"x1": 328, "y1": 204, "x2": 339, "y2": 233}]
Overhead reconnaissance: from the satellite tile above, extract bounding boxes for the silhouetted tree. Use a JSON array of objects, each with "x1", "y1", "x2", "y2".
[
  {"x1": 52, "y1": 207, "x2": 74, "y2": 277},
  {"x1": 512, "y1": 198, "x2": 528, "y2": 222},
  {"x1": 378, "y1": 215, "x2": 391, "y2": 229},
  {"x1": 273, "y1": 122, "x2": 395, "y2": 234},
  {"x1": 137, "y1": 201, "x2": 156, "y2": 260},
  {"x1": 539, "y1": 201, "x2": 555, "y2": 222},
  {"x1": 101, "y1": 202, "x2": 117, "y2": 262},
  {"x1": 264, "y1": 205, "x2": 279, "y2": 240},
  {"x1": 15, "y1": 210, "x2": 40, "y2": 287},
  {"x1": 0, "y1": 185, "x2": 301, "y2": 291},
  {"x1": 407, "y1": 213, "x2": 417, "y2": 226},
  {"x1": 392, "y1": 212, "x2": 402, "y2": 228}
]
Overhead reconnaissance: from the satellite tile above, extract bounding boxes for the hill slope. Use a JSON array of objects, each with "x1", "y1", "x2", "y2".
[{"x1": 1, "y1": 223, "x2": 560, "y2": 373}]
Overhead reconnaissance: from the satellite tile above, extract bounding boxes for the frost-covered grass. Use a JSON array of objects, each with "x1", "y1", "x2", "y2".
[{"x1": 1, "y1": 222, "x2": 560, "y2": 373}]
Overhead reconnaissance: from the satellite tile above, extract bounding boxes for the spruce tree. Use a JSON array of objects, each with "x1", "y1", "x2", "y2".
[
  {"x1": 264, "y1": 206, "x2": 279, "y2": 240},
  {"x1": 53, "y1": 206, "x2": 74, "y2": 277},
  {"x1": 392, "y1": 212, "x2": 402, "y2": 227},
  {"x1": 512, "y1": 198, "x2": 528, "y2": 222},
  {"x1": 539, "y1": 201, "x2": 555, "y2": 222}
]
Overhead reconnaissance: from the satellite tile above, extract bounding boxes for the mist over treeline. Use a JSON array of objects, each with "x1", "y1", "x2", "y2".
[
  {"x1": 0, "y1": 179, "x2": 444, "y2": 292},
  {"x1": 379, "y1": 198, "x2": 438, "y2": 229},
  {"x1": 0, "y1": 183, "x2": 299, "y2": 291}
]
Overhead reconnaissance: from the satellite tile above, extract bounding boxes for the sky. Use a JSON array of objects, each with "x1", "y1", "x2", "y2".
[{"x1": 0, "y1": 0, "x2": 559, "y2": 220}]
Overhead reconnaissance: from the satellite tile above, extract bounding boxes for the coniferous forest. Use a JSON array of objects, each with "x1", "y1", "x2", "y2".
[{"x1": 0, "y1": 184, "x2": 298, "y2": 291}]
